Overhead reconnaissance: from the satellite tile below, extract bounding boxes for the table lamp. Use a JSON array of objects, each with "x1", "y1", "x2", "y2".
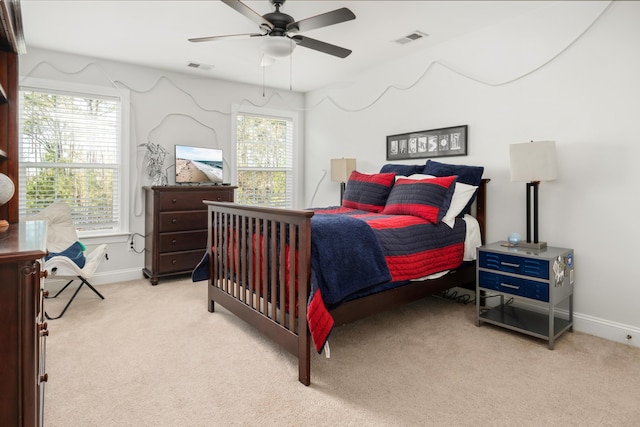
[
  {"x1": 509, "y1": 140, "x2": 557, "y2": 249},
  {"x1": 330, "y1": 158, "x2": 356, "y2": 204}
]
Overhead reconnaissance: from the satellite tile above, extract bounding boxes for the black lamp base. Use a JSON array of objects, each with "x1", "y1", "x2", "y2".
[{"x1": 522, "y1": 181, "x2": 546, "y2": 250}]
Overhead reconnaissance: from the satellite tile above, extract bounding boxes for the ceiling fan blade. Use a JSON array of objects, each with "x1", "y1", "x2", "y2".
[
  {"x1": 290, "y1": 35, "x2": 352, "y2": 58},
  {"x1": 287, "y1": 7, "x2": 355, "y2": 33},
  {"x1": 222, "y1": 0, "x2": 273, "y2": 31},
  {"x1": 189, "y1": 33, "x2": 265, "y2": 43}
]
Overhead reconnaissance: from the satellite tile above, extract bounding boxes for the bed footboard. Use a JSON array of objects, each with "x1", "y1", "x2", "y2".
[
  {"x1": 204, "y1": 201, "x2": 314, "y2": 385},
  {"x1": 204, "y1": 179, "x2": 488, "y2": 386}
]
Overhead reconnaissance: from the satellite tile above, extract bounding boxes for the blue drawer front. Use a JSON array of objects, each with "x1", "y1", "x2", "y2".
[
  {"x1": 479, "y1": 251, "x2": 549, "y2": 280},
  {"x1": 478, "y1": 271, "x2": 549, "y2": 302}
]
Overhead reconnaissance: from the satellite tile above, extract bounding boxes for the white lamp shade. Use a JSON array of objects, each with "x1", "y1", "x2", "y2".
[
  {"x1": 509, "y1": 140, "x2": 558, "y2": 182},
  {"x1": 262, "y1": 36, "x2": 296, "y2": 58},
  {"x1": 0, "y1": 173, "x2": 15, "y2": 205},
  {"x1": 330, "y1": 158, "x2": 356, "y2": 182}
]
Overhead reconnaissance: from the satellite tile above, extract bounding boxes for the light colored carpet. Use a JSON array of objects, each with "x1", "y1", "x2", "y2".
[{"x1": 42, "y1": 277, "x2": 640, "y2": 427}]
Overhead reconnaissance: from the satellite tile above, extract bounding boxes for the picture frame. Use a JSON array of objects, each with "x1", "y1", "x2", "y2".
[{"x1": 386, "y1": 125, "x2": 468, "y2": 160}]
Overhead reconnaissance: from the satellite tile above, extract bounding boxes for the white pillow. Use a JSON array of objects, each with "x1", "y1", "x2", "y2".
[{"x1": 405, "y1": 174, "x2": 478, "y2": 228}]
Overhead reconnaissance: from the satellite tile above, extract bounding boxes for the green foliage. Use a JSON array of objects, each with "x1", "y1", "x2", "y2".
[
  {"x1": 20, "y1": 91, "x2": 118, "y2": 229},
  {"x1": 236, "y1": 114, "x2": 292, "y2": 207}
]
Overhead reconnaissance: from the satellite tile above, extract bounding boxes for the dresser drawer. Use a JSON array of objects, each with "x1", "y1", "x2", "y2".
[
  {"x1": 478, "y1": 270, "x2": 549, "y2": 302},
  {"x1": 479, "y1": 251, "x2": 549, "y2": 280},
  {"x1": 159, "y1": 211, "x2": 208, "y2": 232},
  {"x1": 158, "y1": 250, "x2": 204, "y2": 274},
  {"x1": 159, "y1": 190, "x2": 231, "y2": 211},
  {"x1": 158, "y1": 230, "x2": 208, "y2": 253}
]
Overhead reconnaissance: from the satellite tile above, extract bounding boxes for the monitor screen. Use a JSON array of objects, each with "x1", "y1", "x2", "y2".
[{"x1": 175, "y1": 145, "x2": 223, "y2": 184}]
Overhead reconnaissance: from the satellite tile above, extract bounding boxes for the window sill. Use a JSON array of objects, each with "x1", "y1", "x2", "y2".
[{"x1": 77, "y1": 232, "x2": 130, "y2": 245}]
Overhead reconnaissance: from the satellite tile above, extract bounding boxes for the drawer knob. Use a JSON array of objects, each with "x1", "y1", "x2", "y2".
[
  {"x1": 171, "y1": 239, "x2": 177, "y2": 245},
  {"x1": 171, "y1": 219, "x2": 177, "y2": 224},
  {"x1": 172, "y1": 198, "x2": 177, "y2": 203},
  {"x1": 41, "y1": 270, "x2": 49, "y2": 279},
  {"x1": 39, "y1": 322, "x2": 48, "y2": 331},
  {"x1": 40, "y1": 373, "x2": 48, "y2": 383},
  {"x1": 42, "y1": 290, "x2": 49, "y2": 298},
  {"x1": 172, "y1": 260, "x2": 177, "y2": 265},
  {"x1": 41, "y1": 329, "x2": 50, "y2": 337}
]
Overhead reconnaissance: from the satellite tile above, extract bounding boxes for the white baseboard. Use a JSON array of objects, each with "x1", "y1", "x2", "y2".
[
  {"x1": 573, "y1": 313, "x2": 639, "y2": 348},
  {"x1": 453, "y1": 287, "x2": 639, "y2": 349},
  {"x1": 44, "y1": 268, "x2": 145, "y2": 292}
]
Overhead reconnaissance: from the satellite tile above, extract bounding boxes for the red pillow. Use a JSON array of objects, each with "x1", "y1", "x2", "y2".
[
  {"x1": 342, "y1": 171, "x2": 396, "y2": 213},
  {"x1": 381, "y1": 175, "x2": 457, "y2": 223}
]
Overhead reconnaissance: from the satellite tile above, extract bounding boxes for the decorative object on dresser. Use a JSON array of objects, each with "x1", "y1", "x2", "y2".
[
  {"x1": 0, "y1": 220, "x2": 49, "y2": 427},
  {"x1": 476, "y1": 242, "x2": 574, "y2": 349},
  {"x1": 330, "y1": 158, "x2": 356, "y2": 204},
  {"x1": 200, "y1": 161, "x2": 487, "y2": 385},
  {"x1": 143, "y1": 185, "x2": 235, "y2": 285},
  {"x1": 509, "y1": 140, "x2": 558, "y2": 249},
  {"x1": 0, "y1": 172, "x2": 14, "y2": 231}
]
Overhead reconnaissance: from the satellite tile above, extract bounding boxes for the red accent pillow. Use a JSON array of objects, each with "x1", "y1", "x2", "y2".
[
  {"x1": 342, "y1": 171, "x2": 396, "y2": 213},
  {"x1": 381, "y1": 175, "x2": 457, "y2": 223}
]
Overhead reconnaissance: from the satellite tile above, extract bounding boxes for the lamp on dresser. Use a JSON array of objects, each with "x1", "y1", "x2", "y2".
[
  {"x1": 331, "y1": 158, "x2": 356, "y2": 204},
  {"x1": 509, "y1": 140, "x2": 558, "y2": 249}
]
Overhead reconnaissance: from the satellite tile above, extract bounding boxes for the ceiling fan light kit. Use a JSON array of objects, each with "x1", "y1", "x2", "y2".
[
  {"x1": 190, "y1": 0, "x2": 356, "y2": 60},
  {"x1": 262, "y1": 36, "x2": 296, "y2": 58}
]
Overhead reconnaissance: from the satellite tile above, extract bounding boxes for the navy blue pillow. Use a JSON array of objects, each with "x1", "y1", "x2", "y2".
[
  {"x1": 423, "y1": 160, "x2": 484, "y2": 215},
  {"x1": 380, "y1": 163, "x2": 424, "y2": 177}
]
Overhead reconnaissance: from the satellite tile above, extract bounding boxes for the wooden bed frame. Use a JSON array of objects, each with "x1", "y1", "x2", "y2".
[{"x1": 205, "y1": 179, "x2": 488, "y2": 385}]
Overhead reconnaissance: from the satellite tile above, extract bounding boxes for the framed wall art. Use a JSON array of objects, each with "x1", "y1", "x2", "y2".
[{"x1": 386, "y1": 125, "x2": 467, "y2": 160}]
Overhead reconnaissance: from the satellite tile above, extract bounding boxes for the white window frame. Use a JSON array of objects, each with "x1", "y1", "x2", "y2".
[
  {"x1": 231, "y1": 104, "x2": 302, "y2": 208},
  {"x1": 18, "y1": 77, "x2": 130, "y2": 239}
]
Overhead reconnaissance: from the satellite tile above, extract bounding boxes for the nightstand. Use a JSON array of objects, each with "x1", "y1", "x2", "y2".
[{"x1": 476, "y1": 242, "x2": 574, "y2": 349}]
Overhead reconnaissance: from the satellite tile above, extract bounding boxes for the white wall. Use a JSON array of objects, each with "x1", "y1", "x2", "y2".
[
  {"x1": 19, "y1": 1, "x2": 639, "y2": 348},
  {"x1": 19, "y1": 48, "x2": 305, "y2": 284},
  {"x1": 304, "y1": 1, "x2": 640, "y2": 346}
]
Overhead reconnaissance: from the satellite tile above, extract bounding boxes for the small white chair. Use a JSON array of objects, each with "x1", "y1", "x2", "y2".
[
  {"x1": 44, "y1": 244, "x2": 108, "y2": 319},
  {"x1": 27, "y1": 201, "x2": 108, "y2": 319}
]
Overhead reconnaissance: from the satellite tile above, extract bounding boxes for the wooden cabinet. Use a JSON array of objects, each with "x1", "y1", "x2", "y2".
[
  {"x1": 1, "y1": 0, "x2": 26, "y2": 224},
  {"x1": 0, "y1": 220, "x2": 48, "y2": 427},
  {"x1": 143, "y1": 185, "x2": 235, "y2": 285}
]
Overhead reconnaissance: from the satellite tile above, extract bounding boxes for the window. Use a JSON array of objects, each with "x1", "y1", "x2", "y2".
[
  {"x1": 18, "y1": 80, "x2": 129, "y2": 236},
  {"x1": 234, "y1": 109, "x2": 295, "y2": 208}
]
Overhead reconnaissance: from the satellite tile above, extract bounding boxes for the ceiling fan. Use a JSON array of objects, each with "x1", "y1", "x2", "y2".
[{"x1": 188, "y1": 0, "x2": 356, "y2": 61}]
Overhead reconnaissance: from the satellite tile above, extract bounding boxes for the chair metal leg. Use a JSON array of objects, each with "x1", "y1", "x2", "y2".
[
  {"x1": 45, "y1": 279, "x2": 75, "y2": 299},
  {"x1": 80, "y1": 278, "x2": 105, "y2": 300},
  {"x1": 45, "y1": 276, "x2": 105, "y2": 320}
]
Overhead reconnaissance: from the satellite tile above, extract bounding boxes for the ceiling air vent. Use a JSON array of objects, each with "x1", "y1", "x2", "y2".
[
  {"x1": 394, "y1": 31, "x2": 429, "y2": 45},
  {"x1": 187, "y1": 62, "x2": 214, "y2": 71}
]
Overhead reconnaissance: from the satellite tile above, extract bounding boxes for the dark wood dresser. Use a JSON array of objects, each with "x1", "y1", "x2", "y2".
[
  {"x1": 0, "y1": 220, "x2": 49, "y2": 427},
  {"x1": 143, "y1": 185, "x2": 235, "y2": 285}
]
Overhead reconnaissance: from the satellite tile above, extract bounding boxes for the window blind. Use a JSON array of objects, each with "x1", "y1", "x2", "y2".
[
  {"x1": 236, "y1": 113, "x2": 294, "y2": 208},
  {"x1": 18, "y1": 88, "x2": 122, "y2": 233}
]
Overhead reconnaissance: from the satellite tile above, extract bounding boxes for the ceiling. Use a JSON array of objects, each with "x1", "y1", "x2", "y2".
[{"x1": 20, "y1": 1, "x2": 550, "y2": 93}]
